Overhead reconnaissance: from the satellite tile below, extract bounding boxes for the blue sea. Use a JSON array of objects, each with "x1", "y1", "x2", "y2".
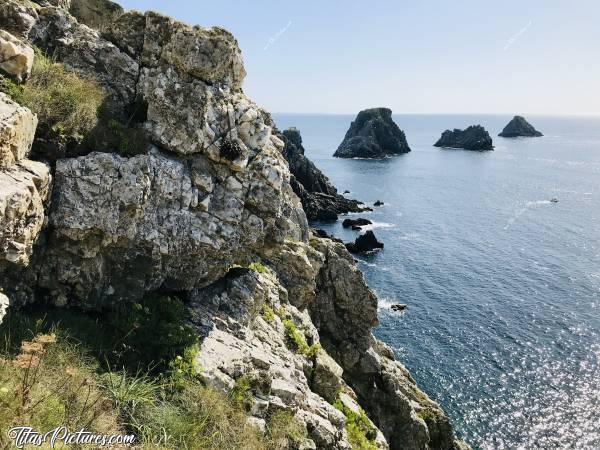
[{"x1": 274, "y1": 113, "x2": 600, "y2": 450}]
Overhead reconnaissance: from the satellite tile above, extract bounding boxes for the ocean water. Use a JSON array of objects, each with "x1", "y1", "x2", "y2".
[{"x1": 274, "y1": 113, "x2": 600, "y2": 450}]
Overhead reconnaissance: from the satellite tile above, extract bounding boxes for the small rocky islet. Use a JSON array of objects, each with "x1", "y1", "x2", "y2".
[
  {"x1": 434, "y1": 125, "x2": 494, "y2": 151},
  {"x1": 499, "y1": 115, "x2": 543, "y2": 137},
  {"x1": 334, "y1": 107, "x2": 411, "y2": 158}
]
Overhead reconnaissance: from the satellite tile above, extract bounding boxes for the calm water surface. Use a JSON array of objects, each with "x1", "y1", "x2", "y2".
[{"x1": 274, "y1": 113, "x2": 600, "y2": 450}]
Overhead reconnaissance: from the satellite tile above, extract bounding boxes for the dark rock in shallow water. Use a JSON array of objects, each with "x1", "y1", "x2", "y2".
[
  {"x1": 499, "y1": 115, "x2": 543, "y2": 137},
  {"x1": 334, "y1": 108, "x2": 411, "y2": 158},
  {"x1": 345, "y1": 230, "x2": 384, "y2": 253},
  {"x1": 352, "y1": 225, "x2": 362, "y2": 231},
  {"x1": 342, "y1": 218, "x2": 372, "y2": 228},
  {"x1": 280, "y1": 128, "x2": 371, "y2": 221},
  {"x1": 374, "y1": 200, "x2": 384, "y2": 207},
  {"x1": 343, "y1": 190, "x2": 350, "y2": 194},
  {"x1": 434, "y1": 125, "x2": 494, "y2": 151},
  {"x1": 391, "y1": 304, "x2": 407, "y2": 312}
]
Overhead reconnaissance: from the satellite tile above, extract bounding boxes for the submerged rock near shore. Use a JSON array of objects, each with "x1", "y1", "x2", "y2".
[
  {"x1": 499, "y1": 115, "x2": 543, "y2": 137},
  {"x1": 434, "y1": 125, "x2": 494, "y2": 151},
  {"x1": 0, "y1": 2, "x2": 468, "y2": 449},
  {"x1": 334, "y1": 108, "x2": 411, "y2": 158},
  {"x1": 280, "y1": 127, "x2": 370, "y2": 221}
]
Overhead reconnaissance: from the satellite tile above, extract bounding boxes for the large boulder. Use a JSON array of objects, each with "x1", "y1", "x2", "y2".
[
  {"x1": 0, "y1": 0, "x2": 38, "y2": 39},
  {"x1": 499, "y1": 115, "x2": 543, "y2": 137},
  {"x1": 0, "y1": 30, "x2": 34, "y2": 82},
  {"x1": 0, "y1": 92, "x2": 38, "y2": 167},
  {"x1": 280, "y1": 128, "x2": 369, "y2": 221},
  {"x1": 0, "y1": 159, "x2": 51, "y2": 266},
  {"x1": 334, "y1": 108, "x2": 411, "y2": 158},
  {"x1": 69, "y1": 0, "x2": 123, "y2": 30},
  {"x1": 434, "y1": 125, "x2": 493, "y2": 151}
]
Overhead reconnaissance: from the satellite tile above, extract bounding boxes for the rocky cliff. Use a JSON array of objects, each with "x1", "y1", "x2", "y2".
[
  {"x1": 499, "y1": 115, "x2": 543, "y2": 138},
  {"x1": 434, "y1": 125, "x2": 494, "y2": 151},
  {"x1": 334, "y1": 108, "x2": 411, "y2": 159},
  {"x1": 0, "y1": 1, "x2": 468, "y2": 449},
  {"x1": 280, "y1": 127, "x2": 369, "y2": 221}
]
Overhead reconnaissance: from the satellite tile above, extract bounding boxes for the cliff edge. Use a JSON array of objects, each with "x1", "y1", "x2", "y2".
[{"x1": 0, "y1": 1, "x2": 468, "y2": 449}]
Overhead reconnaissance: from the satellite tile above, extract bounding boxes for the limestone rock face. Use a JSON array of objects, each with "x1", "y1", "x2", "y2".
[
  {"x1": 0, "y1": 159, "x2": 50, "y2": 266},
  {"x1": 434, "y1": 125, "x2": 494, "y2": 151},
  {"x1": 280, "y1": 128, "x2": 369, "y2": 221},
  {"x1": 0, "y1": 29, "x2": 34, "y2": 82},
  {"x1": 191, "y1": 267, "x2": 387, "y2": 450},
  {"x1": 30, "y1": 7, "x2": 139, "y2": 106},
  {"x1": 0, "y1": 94, "x2": 50, "y2": 268},
  {"x1": 0, "y1": 92, "x2": 38, "y2": 167},
  {"x1": 334, "y1": 108, "x2": 411, "y2": 158},
  {"x1": 36, "y1": 146, "x2": 305, "y2": 307},
  {"x1": 0, "y1": 0, "x2": 38, "y2": 39},
  {"x1": 69, "y1": 0, "x2": 123, "y2": 30},
  {"x1": 499, "y1": 115, "x2": 543, "y2": 137}
]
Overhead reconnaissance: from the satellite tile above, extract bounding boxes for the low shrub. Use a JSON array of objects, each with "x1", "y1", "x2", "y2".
[
  {"x1": 333, "y1": 397, "x2": 378, "y2": 450},
  {"x1": 0, "y1": 309, "x2": 308, "y2": 449},
  {"x1": 0, "y1": 334, "x2": 122, "y2": 447},
  {"x1": 0, "y1": 51, "x2": 104, "y2": 139}
]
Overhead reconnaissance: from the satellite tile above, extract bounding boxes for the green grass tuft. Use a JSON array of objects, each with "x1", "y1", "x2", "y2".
[
  {"x1": 283, "y1": 320, "x2": 320, "y2": 358},
  {"x1": 249, "y1": 262, "x2": 267, "y2": 274},
  {"x1": 334, "y1": 397, "x2": 378, "y2": 450},
  {"x1": 261, "y1": 304, "x2": 275, "y2": 323},
  {"x1": 0, "y1": 51, "x2": 104, "y2": 138}
]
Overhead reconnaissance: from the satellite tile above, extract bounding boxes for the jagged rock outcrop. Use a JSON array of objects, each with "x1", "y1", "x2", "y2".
[
  {"x1": 191, "y1": 266, "x2": 388, "y2": 450},
  {"x1": 0, "y1": 92, "x2": 50, "y2": 268},
  {"x1": 334, "y1": 108, "x2": 411, "y2": 158},
  {"x1": 0, "y1": 92, "x2": 37, "y2": 166},
  {"x1": 499, "y1": 115, "x2": 543, "y2": 137},
  {"x1": 281, "y1": 127, "x2": 369, "y2": 221},
  {"x1": 342, "y1": 218, "x2": 372, "y2": 228},
  {"x1": 434, "y1": 125, "x2": 493, "y2": 151},
  {"x1": 0, "y1": 3, "x2": 469, "y2": 449},
  {"x1": 69, "y1": 0, "x2": 123, "y2": 29},
  {"x1": 345, "y1": 230, "x2": 384, "y2": 253},
  {"x1": 0, "y1": 29, "x2": 34, "y2": 82}
]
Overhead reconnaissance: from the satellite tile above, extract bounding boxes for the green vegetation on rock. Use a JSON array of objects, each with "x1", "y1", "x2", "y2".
[
  {"x1": 334, "y1": 397, "x2": 378, "y2": 450},
  {"x1": 261, "y1": 304, "x2": 275, "y2": 323},
  {"x1": 249, "y1": 261, "x2": 267, "y2": 274},
  {"x1": 0, "y1": 307, "x2": 307, "y2": 449},
  {"x1": 0, "y1": 50, "x2": 104, "y2": 138},
  {"x1": 283, "y1": 319, "x2": 320, "y2": 358}
]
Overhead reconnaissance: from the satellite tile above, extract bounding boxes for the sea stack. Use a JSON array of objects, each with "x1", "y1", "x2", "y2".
[
  {"x1": 434, "y1": 125, "x2": 494, "y2": 151},
  {"x1": 499, "y1": 116, "x2": 543, "y2": 137},
  {"x1": 334, "y1": 108, "x2": 411, "y2": 158}
]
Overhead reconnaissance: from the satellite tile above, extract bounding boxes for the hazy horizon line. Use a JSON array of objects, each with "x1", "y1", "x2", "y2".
[{"x1": 271, "y1": 111, "x2": 600, "y2": 118}]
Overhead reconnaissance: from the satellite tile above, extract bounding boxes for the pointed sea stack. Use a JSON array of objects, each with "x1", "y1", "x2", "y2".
[
  {"x1": 434, "y1": 125, "x2": 494, "y2": 151},
  {"x1": 499, "y1": 116, "x2": 543, "y2": 137},
  {"x1": 334, "y1": 108, "x2": 411, "y2": 158}
]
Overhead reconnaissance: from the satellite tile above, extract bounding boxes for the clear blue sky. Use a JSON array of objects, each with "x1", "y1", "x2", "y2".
[{"x1": 119, "y1": 0, "x2": 599, "y2": 115}]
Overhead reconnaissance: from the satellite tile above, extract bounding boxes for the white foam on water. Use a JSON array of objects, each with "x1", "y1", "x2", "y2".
[{"x1": 504, "y1": 200, "x2": 553, "y2": 230}]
